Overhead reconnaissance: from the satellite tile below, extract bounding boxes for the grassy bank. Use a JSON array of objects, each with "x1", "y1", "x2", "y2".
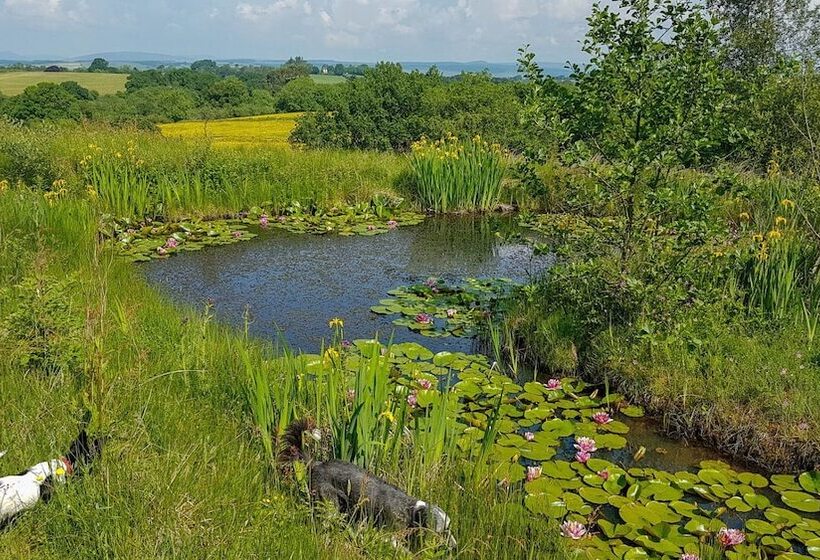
[{"x1": 508, "y1": 164, "x2": 820, "y2": 472}]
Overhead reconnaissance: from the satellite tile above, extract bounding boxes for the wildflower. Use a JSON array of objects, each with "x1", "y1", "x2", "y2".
[
  {"x1": 767, "y1": 229, "x2": 782, "y2": 241},
  {"x1": 680, "y1": 554, "x2": 700, "y2": 560},
  {"x1": 346, "y1": 388, "x2": 356, "y2": 402},
  {"x1": 86, "y1": 185, "x2": 98, "y2": 199},
  {"x1": 575, "y1": 451, "x2": 592, "y2": 464},
  {"x1": 232, "y1": 231, "x2": 242, "y2": 239},
  {"x1": 781, "y1": 198, "x2": 796, "y2": 209},
  {"x1": 424, "y1": 277, "x2": 438, "y2": 288},
  {"x1": 387, "y1": 220, "x2": 398, "y2": 230},
  {"x1": 592, "y1": 411, "x2": 612, "y2": 425},
  {"x1": 380, "y1": 410, "x2": 396, "y2": 423},
  {"x1": 259, "y1": 214, "x2": 269, "y2": 228},
  {"x1": 738, "y1": 212, "x2": 750, "y2": 221},
  {"x1": 545, "y1": 379, "x2": 561, "y2": 391},
  {"x1": 560, "y1": 520, "x2": 587, "y2": 540},
  {"x1": 115, "y1": 152, "x2": 122, "y2": 158},
  {"x1": 717, "y1": 528, "x2": 745, "y2": 548},
  {"x1": 524, "y1": 431, "x2": 535, "y2": 442},
  {"x1": 415, "y1": 313, "x2": 433, "y2": 325},
  {"x1": 574, "y1": 437, "x2": 597, "y2": 454},
  {"x1": 328, "y1": 317, "x2": 344, "y2": 329},
  {"x1": 526, "y1": 466, "x2": 542, "y2": 482},
  {"x1": 340, "y1": 339, "x2": 352, "y2": 350},
  {"x1": 775, "y1": 216, "x2": 787, "y2": 227},
  {"x1": 165, "y1": 238, "x2": 178, "y2": 249},
  {"x1": 752, "y1": 233, "x2": 764, "y2": 243},
  {"x1": 156, "y1": 247, "x2": 168, "y2": 256},
  {"x1": 446, "y1": 308, "x2": 457, "y2": 318},
  {"x1": 0, "y1": 180, "x2": 8, "y2": 193},
  {"x1": 407, "y1": 391, "x2": 418, "y2": 408},
  {"x1": 367, "y1": 225, "x2": 376, "y2": 231},
  {"x1": 418, "y1": 378, "x2": 433, "y2": 390},
  {"x1": 597, "y1": 469, "x2": 610, "y2": 481},
  {"x1": 758, "y1": 242, "x2": 769, "y2": 261}
]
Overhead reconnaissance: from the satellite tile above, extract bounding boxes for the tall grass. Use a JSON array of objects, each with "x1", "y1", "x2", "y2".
[{"x1": 410, "y1": 135, "x2": 507, "y2": 213}]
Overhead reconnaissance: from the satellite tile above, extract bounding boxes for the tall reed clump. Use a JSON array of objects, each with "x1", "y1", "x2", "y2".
[{"x1": 410, "y1": 134, "x2": 507, "y2": 213}]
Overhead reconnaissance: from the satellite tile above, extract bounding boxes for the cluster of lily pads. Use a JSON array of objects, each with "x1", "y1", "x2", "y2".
[
  {"x1": 369, "y1": 277, "x2": 517, "y2": 338},
  {"x1": 241, "y1": 203, "x2": 425, "y2": 237},
  {"x1": 333, "y1": 339, "x2": 820, "y2": 560},
  {"x1": 103, "y1": 218, "x2": 256, "y2": 263}
]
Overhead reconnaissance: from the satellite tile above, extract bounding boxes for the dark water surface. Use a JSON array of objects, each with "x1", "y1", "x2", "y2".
[{"x1": 142, "y1": 215, "x2": 548, "y2": 353}]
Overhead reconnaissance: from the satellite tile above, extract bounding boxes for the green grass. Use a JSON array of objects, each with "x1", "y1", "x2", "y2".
[
  {"x1": 310, "y1": 74, "x2": 347, "y2": 85},
  {"x1": 0, "y1": 129, "x2": 567, "y2": 558},
  {"x1": 0, "y1": 72, "x2": 128, "y2": 96}
]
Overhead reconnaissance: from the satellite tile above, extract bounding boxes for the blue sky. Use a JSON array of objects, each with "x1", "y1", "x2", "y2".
[{"x1": 0, "y1": 0, "x2": 593, "y2": 62}]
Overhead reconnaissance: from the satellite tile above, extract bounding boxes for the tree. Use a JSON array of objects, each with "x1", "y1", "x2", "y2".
[
  {"x1": 127, "y1": 86, "x2": 196, "y2": 122},
  {"x1": 520, "y1": 0, "x2": 735, "y2": 272},
  {"x1": 207, "y1": 76, "x2": 249, "y2": 107},
  {"x1": 4, "y1": 82, "x2": 82, "y2": 121},
  {"x1": 267, "y1": 57, "x2": 313, "y2": 92},
  {"x1": 708, "y1": 0, "x2": 820, "y2": 69},
  {"x1": 191, "y1": 59, "x2": 218, "y2": 72},
  {"x1": 88, "y1": 58, "x2": 110, "y2": 72}
]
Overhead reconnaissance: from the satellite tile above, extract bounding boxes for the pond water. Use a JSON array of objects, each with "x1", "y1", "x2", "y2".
[
  {"x1": 142, "y1": 215, "x2": 547, "y2": 354},
  {"x1": 142, "y1": 215, "x2": 756, "y2": 473}
]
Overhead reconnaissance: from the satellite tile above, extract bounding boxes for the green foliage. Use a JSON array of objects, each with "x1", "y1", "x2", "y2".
[
  {"x1": 88, "y1": 57, "x2": 111, "y2": 72},
  {"x1": 206, "y1": 76, "x2": 249, "y2": 107},
  {"x1": 0, "y1": 272, "x2": 84, "y2": 376},
  {"x1": 410, "y1": 135, "x2": 507, "y2": 212},
  {"x1": 127, "y1": 86, "x2": 197, "y2": 122},
  {"x1": 3, "y1": 82, "x2": 83, "y2": 121}
]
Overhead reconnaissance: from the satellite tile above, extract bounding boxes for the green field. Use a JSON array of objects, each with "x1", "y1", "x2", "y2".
[
  {"x1": 309, "y1": 74, "x2": 347, "y2": 84},
  {"x1": 0, "y1": 71, "x2": 128, "y2": 95}
]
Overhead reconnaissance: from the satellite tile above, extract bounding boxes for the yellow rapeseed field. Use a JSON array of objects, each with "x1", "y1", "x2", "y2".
[{"x1": 158, "y1": 113, "x2": 303, "y2": 149}]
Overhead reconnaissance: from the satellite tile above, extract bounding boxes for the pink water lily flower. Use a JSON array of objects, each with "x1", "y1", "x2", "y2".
[
  {"x1": 165, "y1": 237, "x2": 178, "y2": 249},
  {"x1": 592, "y1": 411, "x2": 612, "y2": 425},
  {"x1": 526, "y1": 466, "x2": 542, "y2": 482},
  {"x1": 524, "y1": 431, "x2": 535, "y2": 442},
  {"x1": 259, "y1": 214, "x2": 269, "y2": 228},
  {"x1": 575, "y1": 451, "x2": 592, "y2": 464},
  {"x1": 424, "y1": 277, "x2": 438, "y2": 288},
  {"x1": 407, "y1": 391, "x2": 418, "y2": 408},
  {"x1": 367, "y1": 225, "x2": 376, "y2": 231},
  {"x1": 680, "y1": 554, "x2": 700, "y2": 560},
  {"x1": 560, "y1": 520, "x2": 587, "y2": 540},
  {"x1": 574, "y1": 437, "x2": 597, "y2": 454},
  {"x1": 387, "y1": 220, "x2": 398, "y2": 229},
  {"x1": 232, "y1": 231, "x2": 242, "y2": 239},
  {"x1": 418, "y1": 378, "x2": 433, "y2": 390},
  {"x1": 446, "y1": 308, "x2": 457, "y2": 318},
  {"x1": 415, "y1": 313, "x2": 433, "y2": 325},
  {"x1": 156, "y1": 246, "x2": 168, "y2": 256},
  {"x1": 597, "y1": 469, "x2": 610, "y2": 481},
  {"x1": 277, "y1": 215, "x2": 287, "y2": 223},
  {"x1": 717, "y1": 528, "x2": 745, "y2": 548},
  {"x1": 545, "y1": 379, "x2": 561, "y2": 390}
]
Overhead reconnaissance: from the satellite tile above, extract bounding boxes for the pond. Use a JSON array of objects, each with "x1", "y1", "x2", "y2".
[
  {"x1": 141, "y1": 214, "x2": 820, "y2": 557},
  {"x1": 142, "y1": 215, "x2": 547, "y2": 354}
]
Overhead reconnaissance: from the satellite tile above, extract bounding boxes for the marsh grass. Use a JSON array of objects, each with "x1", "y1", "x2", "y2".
[{"x1": 411, "y1": 136, "x2": 507, "y2": 213}]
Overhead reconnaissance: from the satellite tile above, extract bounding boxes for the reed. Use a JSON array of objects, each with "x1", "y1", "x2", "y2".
[{"x1": 410, "y1": 134, "x2": 507, "y2": 213}]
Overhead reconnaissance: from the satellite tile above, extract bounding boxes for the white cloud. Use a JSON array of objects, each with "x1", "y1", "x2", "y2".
[{"x1": 2, "y1": 0, "x2": 87, "y2": 22}]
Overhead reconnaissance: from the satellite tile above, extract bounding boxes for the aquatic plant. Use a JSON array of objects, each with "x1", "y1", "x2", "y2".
[
  {"x1": 545, "y1": 379, "x2": 561, "y2": 390},
  {"x1": 591, "y1": 411, "x2": 612, "y2": 425},
  {"x1": 410, "y1": 134, "x2": 507, "y2": 213},
  {"x1": 716, "y1": 527, "x2": 745, "y2": 548},
  {"x1": 560, "y1": 521, "x2": 587, "y2": 540}
]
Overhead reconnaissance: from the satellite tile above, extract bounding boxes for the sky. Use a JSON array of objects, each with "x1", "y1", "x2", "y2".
[{"x1": 0, "y1": 0, "x2": 594, "y2": 62}]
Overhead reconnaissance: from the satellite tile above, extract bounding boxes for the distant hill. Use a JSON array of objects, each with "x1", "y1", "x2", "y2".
[{"x1": 0, "y1": 52, "x2": 572, "y2": 78}]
